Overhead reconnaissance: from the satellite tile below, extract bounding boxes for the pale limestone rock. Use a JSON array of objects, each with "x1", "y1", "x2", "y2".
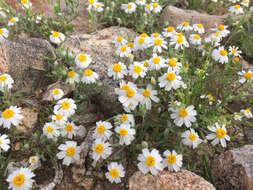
[{"x1": 17, "y1": 107, "x2": 38, "y2": 135}]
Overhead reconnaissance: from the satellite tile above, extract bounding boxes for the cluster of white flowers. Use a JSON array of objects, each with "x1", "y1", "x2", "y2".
[{"x1": 88, "y1": 0, "x2": 104, "y2": 12}]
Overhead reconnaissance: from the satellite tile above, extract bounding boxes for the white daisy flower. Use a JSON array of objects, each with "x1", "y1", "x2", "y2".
[
  {"x1": 0, "y1": 73, "x2": 14, "y2": 92},
  {"x1": 115, "y1": 81, "x2": 137, "y2": 95},
  {"x1": 75, "y1": 53, "x2": 92, "y2": 69},
  {"x1": 241, "y1": 108, "x2": 253, "y2": 118},
  {"x1": 54, "y1": 98, "x2": 77, "y2": 117},
  {"x1": 0, "y1": 134, "x2": 10, "y2": 153},
  {"x1": 93, "y1": 121, "x2": 113, "y2": 140},
  {"x1": 205, "y1": 32, "x2": 221, "y2": 47},
  {"x1": 229, "y1": 4, "x2": 244, "y2": 15},
  {"x1": 66, "y1": 70, "x2": 80, "y2": 84},
  {"x1": 43, "y1": 122, "x2": 60, "y2": 139},
  {"x1": 116, "y1": 45, "x2": 131, "y2": 57},
  {"x1": 51, "y1": 88, "x2": 64, "y2": 100},
  {"x1": 238, "y1": 70, "x2": 253, "y2": 83},
  {"x1": 181, "y1": 129, "x2": 203, "y2": 149},
  {"x1": 212, "y1": 24, "x2": 230, "y2": 38},
  {"x1": 94, "y1": 2, "x2": 104, "y2": 12},
  {"x1": 165, "y1": 58, "x2": 182, "y2": 72},
  {"x1": 52, "y1": 110, "x2": 68, "y2": 126},
  {"x1": 145, "y1": 4, "x2": 153, "y2": 12},
  {"x1": 149, "y1": 54, "x2": 166, "y2": 70},
  {"x1": 198, "y1": 44, "x2": 207, "y2": 56},
  {"x1": 29, "y1": 156, "x2": 39, "y2": 165},
  {"x1": 158, "y1": 68, "x2": 184, "y2": 91},
  {"x1": 193, "y1": 24, "x2": 205, "y2": 34},
  {"x1": 233, "y1": 113, "x2": 242, "y2": 121},
  {"x1": 61, "y1": 122, "x2": 78, "y2": 139},
  {"x1": 134, "y1": 34, "x2": 152, "y2": 51},
  {"x1": 88, "y1": 0, "x2": 97, "y2": 9},
  {"x1": 163, "y1": 150, "x2": 182, "y2": 172},
  {"x1": 92, "y1": 139, "x2": 112, "y2": 161},
  {"x1": 114, "y1": 35, "x2": 128, "y2": 47},
  {"x1": 152, "y1": 2, "x2": 162, "y2": 13},
  {"x1": 106, "y1": 162, "x2": 125, "y2": 184},
  {"x1": 0, "y1": 9, "x2": 7, "y2": 18},
  {"x1": 152, "y1": 37, "x2": 167, "y2": 53},
  {"x1": 21, "y1": 0, "x2": 32, "y2": 9},
  {"x1": 137, "y1": 148, "x2": 163, "y2": 176},
  {"x1": 241, "y1": 0, "x2": 249, "y2": 7},
  {"x1": 122, "y1": 2, "x2": 137, "y2": 14},
  {"x1": 108, "y1": 62, "x2": 128, "y2": 80},
  {"x1": 129, "y1": 62, "x2": 147, "y2": 79},
  {"x1": 206, "y1": 123, "x2": 230, "y2": 147},
  {"x1": 170, "y1": 33, "x2": 189, "y2": 50},
  {"x1": 139, "y1": 84, "x2": 160, "y2": 110},
  {"x1": 136, "y1": 0, "x2": 146, "y2": 5},
  {"x1": 0, "y1": 28, "x2": 9, "y2": 39},
  {"x1": 162, "y1": 26, "x2": 176, "y2": 38},
  {"x1": 170, "y1": 105, "x2": 197, "y2": 127},
  {"x1": 49, "y1": 31, "x2": 65, "y2": 45},
  {"x1": 177, "y1": 21, "x2": 193, "y2": 32},
  {"x1": 81, "y1": 69, "x2": 99, "y2": 84},
  {"x1": 115, "y1": 113, "x2": 135, "y2": 126},
  {"x1": 8, "y1": 17, "x2": 19, "y2": 26},
  {"x1": 115, "y1": 123, "x2": 136, "y2": 145},
  {"x1": 0, "y1": 106, "x2": 23, "y2": 129},
  {"x1": 212, "y1": 46, "x2": 228, "y2": 64},
  {"x1": 7, "y1": 167, "x2": 35, "y2": 190},
  {"x1": 35, "y1": 15, "x2": 42, "y2": 24},
  {"x1": 57, "y1": 141, "x2": 81, "y2": 166},
  {"x1": 189, "y1": 34, "x2": 202, "y2": 45},
  {"x1": 229, "y1": 46, "x2": 242, "y2": 57}
]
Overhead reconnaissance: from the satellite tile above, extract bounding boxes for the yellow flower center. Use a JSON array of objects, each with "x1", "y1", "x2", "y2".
[
  {"x1": 145, "y1": 156, "x2": 156, "y2": 167},
  {"x1": 97, "y1": 125, "x2": 106, "y2": 134},
  {"x1": 52, "y1": 31, "x2": 60, "y2": 38},
  {"x1": 153, "y1": 3, "x2": 159, "y2": 8},
  {"x1": 84, "y1": 69, "x2": 93, "y2": 77},
  {"x1": 167, "y1": 26, "x2": 174, "y2": 32},
  {"x1": 3, "y1": 109, "x2": 15, "y2": 119},
  {"x1": 244, "y1": 0, "x2": 248, "y2": 4},
  {"x1": 235, "y1": 115, "x2": 240, "y2": 119},
  {"x1": 216, "y1": 128, "x2": 226, "y2": 139},
  {"x1": 46, "y1": 126, "x2": 54, "y2": 133},
  {"x1": 232, "y1": 49, "x2": 237, "y2": 54},
  {"x1": 127, "y1": 89, "x2": 135, "y2": 98},
  {"x1": 179, "y1": 109, "x2": 188, "y2": 118},
  {"x1": 31, "y1": 157, "x2": 36, "y2": 163},
  {"x1": 144, "y1": 61, "x2": 149, "y2": 67},
  {"x1": 244, "y1": 72, "x2": 253, "y2": 80},
  {"x1": 78, "y1": 54, "x2": 87, "y2": 62},
  {"x1": 55, "y1": 114, "x2": 63, "y2": 120},
  {"x1": 65, "y1": 124, "x2": 73, "y2": 132},
  {"x1": 234, "y1": 57, "x2": 239, "y2": 62},
  {"x1": 89, "y1": 0, "x2": 94, "y2": 5},
  {"x1": 177, "y1": 33, "x2": 183, "y2": 37},
  {"x1": 119, "y1": 128, "x2": 128, "y2": 136},
  {"x1": 220, "y1": 50, "x2": 228, "y2": 56},
  {"x1": 94, "y1": 144, "x2": 104, "y2": 154},
  {"x1": 168, "y1": 58, "x2": 177, "y2": 67},
  {"x1": 66, "y1": 146, "x2": 76, "y2": 157},
  {"x1": 128, "y1": 43, "x2": 134, "y2": 48},
  {"x1": 61, "y1": 101, "x2": 71, "y2": 109},
  {"x1": 146, "y1": 4, "x2": 151, "y2": 9},
  {"x1": 218, "y1": 24, "x2": 224, "y2": 31},
  {"x1": 117, "y1": 36, "x2": 123, "y2": 42},
  {"x1": 121, "y1": 115, "x2": 128, "y2": 122},
  {"x1": 128, "y1": 4, "x2": 133, "y2": 9},
  {"x1": 133, "y1": 65, "x2": 143, "y2": 74},
  {"x1": 113, "y1": 64, "x2": 122, "y2": 73},
  {"x1": 0, "y1": 139, "x2": 2, "y2": 145},
  {"x1": 143, "y1": 89, "x2": 151, "y2": 97},
  {"x1": 121, "y1": 46, "x2": 127, "y2": 52},
  {"x1": 194, "y1": 34, "x2": 200, "y2": 40},
  {"x1": 10, "y1": 18, "x2": 16, "y2": 23},
  {"x1": 166, "y1": 72, "x2": 176, "y2": 81},
  {"x1": 153, "y1": 57, "x2": 160, "y2": 64},
  {"x1": 235, "y1": 4, "x2": 241, "y2": 9},
  {"x1": 13, "y1": 174, "x2": 25, "y2": 187},
  {"x1": 110, "y1": 169, "x2": 119, "y2": 178},
  {"x1": 189, "y1": 133, "x2": 197, "y2": 141},
  {"x1": 167, "y1": 154, "x2": 177, "y2": 164},
  {"x1": 0, "y1": 75, "x2": 7, "y2": 82},
  {"x1": 97, "y1": 4, "x2": 101, "y2": 8},
  {"x1": 53, "y1": 89, "x2": 60, "y2": 95},
  {"x1": 22, "y1": 0, "x2": 28, "y2": 5},
  {"x1": 141, "y1": 33, "x2": 148, "y2": 38},
  {"x1": 245, "y1": 109, "x2": 251, "y2": 114},
  {"x1": 183, "y1": 22, "x2": 189, "y2": 27},
  {"x1": 121, "y1": 85, "x2": 130, "y2": 91},
  {"x1": 68, "y1": 71, "x2": 75, "y2": 78},
  {"x1": 214, "y1": 32, "x2": 220, "y2": 37},
  {"x1": 198, "y1": 24, "x2": 203, "y2": 29},
  {"x1": 0, "y1": 29, "x2": 3, "y2": 35},
  {"x1": 177, "y1": 36, "x2": 184, "y2": 44},
  {"x1": 153, "y1": 33, "x2": 159, "y2": 38},
  {"x1": 154, "y1": 38, "x2": 162, "y2": 46}
]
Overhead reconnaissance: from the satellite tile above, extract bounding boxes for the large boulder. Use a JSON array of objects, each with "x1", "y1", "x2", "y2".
[
  {"x1": 0, "y1": 38, "x2": 53, "y2": 92},
  {"x1": 160, "y1": 6, "x2": 227, "y2": 35},
  {"x1": 211, "y1": 145, "x2": 253, "y2": 190},
  {"x1": 63, "y1": 26, "x2": 136, "y2": 115},
  {"x1": 129, "y1": 170, "x2": 215, "y2": 190}
]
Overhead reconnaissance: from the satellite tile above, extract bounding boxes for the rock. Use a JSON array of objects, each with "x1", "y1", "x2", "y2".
[
  {"x1": 42, "y1": 81, "x2": 72, "y2": 102},
  {"x1": 211, "y1": 145, "x2": 253, "y2": 190},
  {"x1": 129, "y1": 170, "x2": 215, "y2": 190},
  {"x1": 17, "y1": 107, "x2": 38, "y2": 135},
  {"x1": 63, "y1": 26, "x2": 136, "y2": 115},
  {"x1": 160, "y1": 6, "x2": 227, "y2": 35},
  {"x1": 72, "y1": 113, "x2": 100, "y2": 126},
  {"x1": 0, "y1": 38, "x2": 54, "y2": 92},
  {"x1": 79, "y1": 177, "x2": 95, "y2": 190}
]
